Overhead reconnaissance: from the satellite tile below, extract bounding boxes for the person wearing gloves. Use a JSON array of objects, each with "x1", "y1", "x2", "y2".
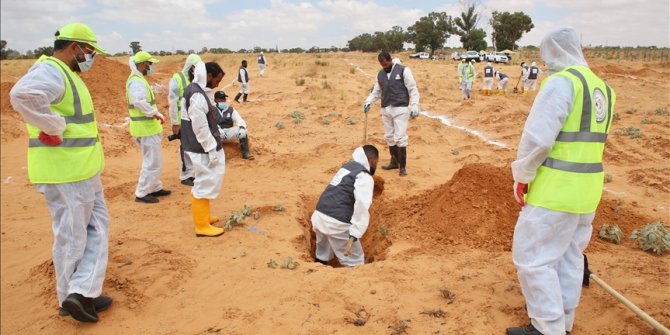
[
  {"x1": 483, "y1": 62, "x2": 495, "y2": 96},
  {"x1": 311, "y1": 145, "x2": 379, "y2": 267},
  {"x1": 168, "y1": 53, "x2": 201, "y2": 186},
  {"x1": 9, "y1": 22, "x2": 112, "y2": 323},
  {"x1": 181, "y1": 61, "x2": 226, "y2": 237},
  {"x1": 363, "y1": 51, "x2": 420, "y2": 177},
  {"x1": 257, "y1": 51, "x2": 267, "y2": 77},
  {"x1": 457, "y1": 58, "x2": 476, "y2": 100},
  {"x1": 234, "y1": 60, "x2": 250, "y2": 103},
  {"x1": 507, "y1": 26, "x2": 615, "y2": 335},
  {"x1": 526, "y1": 61, "x2": 543, "y2": 92},
  {"x1": 495, "y1": 70, "x2": 510, "y2": 95},
  {"x1": 127, "y1": 51, "x2": 171, "y2": 203},
  {"x1": 520, "y1": 62, "x2": 530, "y2": 94},
  {"x1": 213, "y1": 91, "x2": 254, "y2": 160}
]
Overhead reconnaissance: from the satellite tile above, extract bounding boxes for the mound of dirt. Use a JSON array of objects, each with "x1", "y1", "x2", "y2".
[
  {"x1": 0, "y1": 81, "x2": 24, "y2": 141},
  {"x1": 80, "y1": 57, "x2": 134, "y2": 124}
]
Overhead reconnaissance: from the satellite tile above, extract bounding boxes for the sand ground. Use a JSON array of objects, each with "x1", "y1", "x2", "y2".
[{"x1": 1, "y1": 51, "x2": 669, "y2": 334}]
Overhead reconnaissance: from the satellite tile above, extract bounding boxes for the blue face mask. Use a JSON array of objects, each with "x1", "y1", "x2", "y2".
[
  {"x1": 146, "y1": 64, "x2": 154, "y2": 76},
  {"x1": 75, "y1": 44, "x2": 94, "y2": 72},
  {"x1": 217, "y1": 102, "x2": 228, "y2": 110}
]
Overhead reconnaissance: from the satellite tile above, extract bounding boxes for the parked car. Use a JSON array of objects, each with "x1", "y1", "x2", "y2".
[
  {"x1": 486, "y1": 52, "x2": 509, "y2": 63},
  {"x1": 460, "y1": 50, "x2": 484, "y2": 62},
  {"x1": 409, "y1": 52, "x2": 430, "y2": 59},
  {"x1": 451, "y1": 52, "x2": 462, "y2": 61}
]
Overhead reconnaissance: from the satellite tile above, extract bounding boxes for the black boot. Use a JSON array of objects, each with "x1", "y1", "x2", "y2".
[
  {"x1": 506, "y1": 324, "x2": 543, "y2": 335},
  {"x1": 61, "y1": 293, "x2": 98, "y2": 323},
  {"x1": 239, "y1": 137, "x2": 254, "y2": 160},
  {"x1": 382, "y1": 146, "x2": 398, "y2": 170},
  {"x1": 234, "y1": 93, "x2": 242, "y2": 103},
  {"x1": 243, "y1": 93, "x2": 248, "y2": 102},
  {"x1": 398, "y1": 146, "x2": 407, "y2": 176}
]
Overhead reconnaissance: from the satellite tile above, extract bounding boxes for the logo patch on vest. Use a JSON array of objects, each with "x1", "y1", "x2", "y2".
[
  {"x1": 329, "y1": 168, "x2": 350, "y2": 186},
  {"x1": 593, "y1": 88, "x2": 607, "y2": 123},
  {"x1": 395, "y1": 74, "x2": 401, "y2": 80}
]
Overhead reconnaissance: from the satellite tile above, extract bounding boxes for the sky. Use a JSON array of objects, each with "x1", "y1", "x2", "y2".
[{"x1": 1, "y1": 0, "x2": 668, "y2": 54}]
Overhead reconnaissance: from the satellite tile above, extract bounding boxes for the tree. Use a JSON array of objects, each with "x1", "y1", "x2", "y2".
[
  {"x1": 462, "y1": 28, "x2": 487, "y2": 51},
  {"x1": 347, "y1": 26, "x2": 407, "y2": 52},
  {"x1": 490, "y1": 11, "x2": 534, "y2": 51},
  {"x1": 33, "y1": 46, "x2": 54, "y2": 58},
  {"x1": 0, "y1": 40, "x2": 7, "y2": 60},
  {"x1": 407, "y1": 12, "x2": 455, "y2": 55},
  {"x1": 130, "y1": 41, "x2": 142, "y2": 54},
  {"x1": 454, "y1": 4, "x2": 481, "y2": 50}
]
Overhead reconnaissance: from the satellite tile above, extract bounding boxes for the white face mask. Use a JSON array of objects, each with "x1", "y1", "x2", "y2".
[
  {"x1": 76, "y1": 44, "x2": 94, "y2": 72},
  {"x1": 217, "y1": 102, "x2": 228, "y2": 111}
]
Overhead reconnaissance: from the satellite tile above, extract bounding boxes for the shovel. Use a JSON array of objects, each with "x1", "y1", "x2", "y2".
[
  {"x1": 363, "y1": 112, "x2": 368, "y2": 145},
  {"x1": 583, "y1": 254, "x2": 670, "y2": 334},
  {"x1": 512, "y1": 75, "x2": 522, "y2": 93}
]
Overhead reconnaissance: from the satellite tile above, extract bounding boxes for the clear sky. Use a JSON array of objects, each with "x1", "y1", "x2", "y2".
[{"x1": 1, "y1": 0, "x2": 668, "y2": 54}]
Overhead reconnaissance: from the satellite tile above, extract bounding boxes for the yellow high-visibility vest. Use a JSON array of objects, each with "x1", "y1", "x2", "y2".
[
  {"x1": 172, "y1": 71, "x2": 190, "y2": 123},
  {"x1": 526, "y1": 66, "x2": 616, "y2": 213},
  {"x1": 26, "y1": 56, "x2": 104, "y2": 184},
  {"x1": 126, "y1": 73, "x2": 162, "y2": 137}
]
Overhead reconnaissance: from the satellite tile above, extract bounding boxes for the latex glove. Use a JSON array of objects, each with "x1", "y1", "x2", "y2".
[
  {"x1": 410, "y1": 108, "x2": 419, "y2": 118},
  {"x1": 343, "y1": 236, "x2": 357, "y2": 256},
  {"x1": 513, "y1": 181, "x2": 528, "y2": 206},
  {"x1": 38, "y1": 131, "x2": 62, "y2": 146},
  {"x1": 363, "y1": 103, "x2": 370, "y2": 113},
  {"x1": 238, "y1": 127, "x2": 247, "y2": 139},
  {"x1": 154, "y1": 112, "x2": 165, "y2": 124},
  {"x1": 208, "y1": 150, "x2": 219, "y2": 167}
]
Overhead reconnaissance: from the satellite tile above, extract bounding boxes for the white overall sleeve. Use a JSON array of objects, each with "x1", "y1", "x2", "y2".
[
  {"x1": 9, "y1": 62, "x2": 67, "y2": 135},
  {"x1": 403, "y1": 67, "x2": 420, "y2": 109},
  {"x1": 128, "y1": 79, "x2": 158, "y2": 117},
  {"x1": 511, "y1": 76, "x2": 573, "y2": 183},
  {"x1": 348, "y1": 173, "x2": 374, "y2": 239},
  {"x1": 231, "y1": 109, "x2": 247, "y2": 129},
  {"x1": 167, "y1": 76, "x2": 180, "y2": 125},
  {"x1": 364, "y1": 79, "x2": 381, "y2": 106},
  {"x1": 188, "y1": 93, "x2": 218, "y2": 152}
]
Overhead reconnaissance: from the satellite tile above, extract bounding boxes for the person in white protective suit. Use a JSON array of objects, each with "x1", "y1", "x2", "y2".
[
  {"x1": 126, "y1": 51, "x2": 171, "y2": 203},
  {"x1": 257, "y1": 51, "x2": 267, "y2": 77},
  {"x1": 525, "y1": 61, "x2": 543, "y2": 92},
  {"x1": 180, "y1": 61, "x2": 226, "y2": 237},
  {"x1": 168, "y1": 53, "x2": 201, "y2": 186},
  {"x1": 520, "y1": 62, "x2": 530, "y2": 94},
  {"x1": 9, "y1": 22, "x2": 113, "y2": 323},
  {"x1": 363, "y1": 51, "x2": 420, "y2": 177},
  {"x1": 457, "y1": 58, "x2": 476, "y2": 100},
  {"x1": 482, "y1": 62, "x2": 495, "y2": 96},
  {"x1": 495, "y1": 70, "x2": 510, "y2": 95},
  {"x1": 213, "y1": 90, "x2": 254, "y2": 160},
  {"x1": 507, "y1": 26, "x2": 616, "y2": 335},
  {"x1": 311, "y1": 145, "x2": 379, "y2": 267},
  {"x1": 233, "y1": 60, "x2": 250, "y2": 103}
]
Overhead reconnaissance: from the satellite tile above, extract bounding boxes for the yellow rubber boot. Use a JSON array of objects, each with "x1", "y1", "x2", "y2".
[
  {"x1": 497, "y1": 89, "x2": 504, "y2": 95},
  {"x1": 520, "y1": 86, "x2": 525, "y2": 94},
  {"x1": 209, "y1": 216, "x2": 220, "y2": 224},
  {"x1": 191, "y1": 195, "x2": 224, "y2": 237}
]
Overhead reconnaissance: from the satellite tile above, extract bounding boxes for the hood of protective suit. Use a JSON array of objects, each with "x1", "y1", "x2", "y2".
[
  {"x1": 128, "y1": 56, "x2": 143, "y2": 76},
  {"x1": 192, "y1": 61, "x2": 207, "y2": 89},
  {"x1": 540, "y1": 26, "x2": 587, "y2": 73},
  {"x1": 352, "y1": 147, "x2": 371, "y2": 172},
  {"x1": 182, "y1": 54, "x2": 201, "y2": 73}
]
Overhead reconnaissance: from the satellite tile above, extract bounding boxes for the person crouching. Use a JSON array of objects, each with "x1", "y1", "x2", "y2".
[{"x1": 213, "y1": 90, "x2": 254, "y2": 160}]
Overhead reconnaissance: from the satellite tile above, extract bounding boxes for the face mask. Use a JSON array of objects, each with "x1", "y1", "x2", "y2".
[
  {"x1": 75, "y1": 44, "x2": 94, "y2": 72},
  {"x1": 146, "y1": 65, "x2": 154, "y2": 76},
  {"x1": 217, "y1": 102, "x2": 228, "y2": 110}
]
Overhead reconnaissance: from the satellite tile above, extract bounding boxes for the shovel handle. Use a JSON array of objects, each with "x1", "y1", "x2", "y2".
[
  {"x1": 363, "y1": 112, "x2": 368, "y2": 145},
  {"x1": 591, "y1": 274, "x2": 670, "y2": 334}
]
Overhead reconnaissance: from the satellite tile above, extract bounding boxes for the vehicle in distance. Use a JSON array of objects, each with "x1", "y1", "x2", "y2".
[
  {"x1": 486, "y1": 52, "x2": 509, "y2": 63},
  {"x1": 460, "y1": 50, "x2": 484, "y2": 62},
  {"x1": 409, "y1": 52, "x2": 430, "y2": 59}
]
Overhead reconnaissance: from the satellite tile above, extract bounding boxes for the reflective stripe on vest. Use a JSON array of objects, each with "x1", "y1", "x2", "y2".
[
  {"x1": 26, "y1": 56, "x2": 103, "y2": 184},
  {"x1": 526, "y1": 65, "x2": 616, "y2": 213},
  {"x1": 126, "y1": 73, "x2": 162, "y2": 137}
]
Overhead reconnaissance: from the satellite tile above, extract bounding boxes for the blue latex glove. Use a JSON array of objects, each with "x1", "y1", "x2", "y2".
[
  {"x1": 410, "y1": 108, "x2": 419, "y2": 118},
  {"x1": 363, "y1": 103, "x2": 370, "y2": 113}
]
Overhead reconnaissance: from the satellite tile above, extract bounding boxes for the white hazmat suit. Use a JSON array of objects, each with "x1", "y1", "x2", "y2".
[
  {"x1": 127, "y1": 56, "x2": 165, "y2": 199},
  {"x1": 311, "y1": 147, "x2": 374, "y2": 267},
  {"x1": 511, "y1": 26, "x2": 596, "y2": 335}
]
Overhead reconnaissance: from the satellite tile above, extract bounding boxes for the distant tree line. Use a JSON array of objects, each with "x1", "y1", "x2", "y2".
[{"x1": 346, "y1": 4, "x2": 535, "y2": 55}]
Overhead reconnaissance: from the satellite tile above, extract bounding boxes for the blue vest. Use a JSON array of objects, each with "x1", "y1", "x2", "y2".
[
  {"x1": 258, "y1": 55, "x2": 265, "y2": 64},
  {"x1": 529, "y1": 66, "x2": 539, "y2": 79},
  {"x1": 484, "y1": 66, "x2": 493, "y2": 78},
  {"x1": 180, "y1": 83, "x2": 222, "y2": 154},
  {"x1": 316, "y1": 161, "x2": 369, "y2": 223},
  {"x1": 377, "y1": 64, "x2": 409, "y2": 108},
  {"x1": 216, "y1": 106, "x2": 234, "y2": 129}
]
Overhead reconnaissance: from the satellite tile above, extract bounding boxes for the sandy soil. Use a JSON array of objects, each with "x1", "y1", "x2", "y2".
[{"x1": 1, "y1": 51, "x2": 669, "y2": 335}]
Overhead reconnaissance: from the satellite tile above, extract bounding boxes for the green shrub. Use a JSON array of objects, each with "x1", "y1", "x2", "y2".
[
  {"x1": 322, "y1": 80, "x2": 331, "y2": 89},
  {"x1": 630, "y1": 221, "x2": 670, "y2": 255},
  {"x1": 295, "y1": 78, "x2": 305, "y2": 86},
  {"x1": 615, "y1": 126, "x2": 642, "y2": 138},
  {"x1": 654, "y1": 107, "x2": 669, "y2": 115},
  {"x1": 322, "y1": 117, "x2": 330, "y2": 125},
  {"x1": 346, "y1": 116, "x2": 357, "y2": 125},
  {"x1": 275, "y1": 121, "x2": 284, "y2": 129},
  {"x1": 598, "y1": 224, "x2": 623, "y2": 244}
]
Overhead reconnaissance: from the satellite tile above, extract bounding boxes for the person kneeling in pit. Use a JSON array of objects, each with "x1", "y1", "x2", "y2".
[
  {"x1": 213, "y1": 91, "x2": 254, "y2": 160},
  {"x1": 311, "y1": 145, "x2": 379, "y2": 267}
]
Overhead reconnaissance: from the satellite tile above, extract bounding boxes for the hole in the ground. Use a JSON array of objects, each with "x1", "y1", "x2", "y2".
[{"x1": 298, "y1": 163, "x2": 654, "y2": 265}]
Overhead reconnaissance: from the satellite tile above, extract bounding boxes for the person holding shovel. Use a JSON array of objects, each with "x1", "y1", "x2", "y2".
[
  {"x1": 363, "y1": 51, "x2": 420, "y2": 177},
  {"x1": 311, "y1": 145, "x2": 379, "y2": 267},
  {"x1": 508, "y1": 26, "x2": 615, "y2": 335}
]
